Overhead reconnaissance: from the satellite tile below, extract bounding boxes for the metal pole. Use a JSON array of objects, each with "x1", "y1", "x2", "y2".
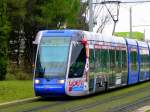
[
  {"x1": 144, "y1": 29, "x2": 145, "y2": 41},
  {"x1": 129, "y1": 7, "x2": 132, "y2": 38},
  {"x1": 112, "y1": 21, "x2": 117, "y2": 35},
  {"x1": 89, "y1": 0, "x2": 94, "y2": 31}
]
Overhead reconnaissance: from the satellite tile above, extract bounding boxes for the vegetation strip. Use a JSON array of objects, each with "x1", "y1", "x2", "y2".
[
  {"x1": 58, "y1": 86, "x2": 150, "y2": 112},
  {"x1": 0, "y1": 97, "x2": 39, "y2": 109},
  {"x1": 0, "y1": 82, "x2": 149, "y2": 112},
  {"x1": 21, "y1": 101, "x2": 67, "y2": 112},
  {"x1": 20, "y1": 84, "x2": 150, "y2": 112},
  {"x1": 0, "y1": 80, "x2": 34, "y2": 103},
  {"x1": 107, "y1": 96, "x2": 150, "y2": 112}
]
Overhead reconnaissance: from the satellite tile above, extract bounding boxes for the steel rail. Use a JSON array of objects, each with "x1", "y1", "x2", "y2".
[
  {"x1": 108, "y1": 95, "x2": 150, "y2": 112},
  {"x1": 58, "y1": 85, "x2": 150, "y2": 112}
]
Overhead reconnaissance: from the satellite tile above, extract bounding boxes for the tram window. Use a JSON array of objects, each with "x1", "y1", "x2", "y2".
[
  {"x1": 146, "y1": 52, "x2": 149, "y2": 72},
  {"x1": 140, "y1": 48, "x2": 149, "y2": 72},
  {"x1": 89, "y1": 49, "x2": 95, "y2": 71},
  {"x1": 140, "y1": 49, "x2": 144, "y2": 70},
  {"x1": 110, "y1": 47, "x2": 127, "y2": 74},
  {"x1": 110, "y1": 49, "x2": 115, "y2": 72},
  {"x1": 116, "y1": 50, "x2": 122, "y2": 72},
  {"x1": 35, "y1": 56, "x2": 45, "y2": 78},
  {"x1": 130, "y1": 48, "x2": 138, "y2": 71},
  {"x1": 95, "y1": 49, "x2": 101, "y2": 72},
  {"x1": 122, "y1": 50, "x2": 127, "y2": 70},
  {"x1": 35, "y1": 44, "x2": 69, "y2": 78},
  {"x1": 95, "y1": 48, "x2": 110, "y2": 74},
  {"x1": 68, "y1": 43, "x2": 86, "y2": 78},
  {"x1": 146, "y1": 51, "x2": 149, "y2": 71}
]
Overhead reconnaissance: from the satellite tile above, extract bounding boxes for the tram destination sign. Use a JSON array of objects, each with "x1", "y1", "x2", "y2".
[{"x1": 41, "y1": 37, "x2": 70, "y2": 45}]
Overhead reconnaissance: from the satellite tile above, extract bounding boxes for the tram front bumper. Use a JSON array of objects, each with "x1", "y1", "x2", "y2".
[
  {"x1": 34, "y1": 78, "x2": 66, "y2": 97},
  {"x1": 34, "y1": 84, "x2": 66, "y2": 97}
]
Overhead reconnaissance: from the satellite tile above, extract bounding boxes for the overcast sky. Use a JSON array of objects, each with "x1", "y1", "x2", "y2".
[{"x1": 94, "y1": 0, "x2": 150, "y2": 40}]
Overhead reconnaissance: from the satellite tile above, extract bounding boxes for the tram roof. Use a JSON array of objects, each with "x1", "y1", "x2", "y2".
[
  {"x1": 83, "y1": 31, "x2": 126, "y2": 45},
  {"x1": 33, "y1": 31, "x2": 43, "y2": 44},
  {"x1": 137, "y1": 41, "x2": 148, "y2": 48},
  {"x1": 112, "y1": 36, "x2": 126, "y2": 45},
  {"x1": 42, "y1": 30, "x2": 78, "y2": 37},
  {"x1": 125, "y1": 38, "x2": 137, "y2": 46},
  {"x1": 34, "y1": 30, "x2": 147, "y2": 47},
  {"x1": 83, "y1": 31, "x2": 103, "y2": 42},
  {"x1": 33, "y1": 30, "x2": 81, "y2": 44},
  {"x1": 148, "y1": 43, "x2": 150, "y2": 48}
]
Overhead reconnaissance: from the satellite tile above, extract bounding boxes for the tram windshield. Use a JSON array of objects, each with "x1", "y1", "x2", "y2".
[
  {"x1": 68, "y1": 42, "x2": 86, "y2": 78},
  {"x1": 35, "y1": 37, "x2": 70, "y2": 78}
]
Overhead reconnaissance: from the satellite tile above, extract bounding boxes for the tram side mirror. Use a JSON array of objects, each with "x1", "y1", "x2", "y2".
[
  {"x1": 81, "y1": 37, "x2": 89, "y2": 58},
  {"x1": 81, "y1": 37, "x2": 87, "y2": 45},
  {"x1": 85, "y1": 45, "x2": 89, "y2": 58},
  {"x1": 33, "y1": 41, "x2": 36, "y2": 44}
]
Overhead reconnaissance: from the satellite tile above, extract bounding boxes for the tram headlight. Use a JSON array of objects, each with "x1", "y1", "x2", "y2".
[
  {"x1": 35, "y1": 79, "x2": 40, "y2": 84},
  {"x1": 57, "y1": 79, "x2": 65, "y2": 84}
]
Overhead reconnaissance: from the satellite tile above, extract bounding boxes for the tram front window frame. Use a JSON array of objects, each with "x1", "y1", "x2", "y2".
[
  {"x1": 35, "y1": 37, "x2": 70, "y2": 79},
  {"x1": 68, "y1": 42, "x2": 86, "y2": 78}
]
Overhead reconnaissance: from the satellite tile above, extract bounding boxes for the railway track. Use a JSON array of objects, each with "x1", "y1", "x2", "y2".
[
  {"x1": 58, "y1": 85, "x2": 150, "y2": 112},
  {"x1": 108, "y1": 96, "x2": 150, "y2": 112},
  {"x1": 22, "y1": 101, "x2": 65, "y2": 112},
  {"x1": 0, "y1": 82, "x2": 149, "y2": 112}
]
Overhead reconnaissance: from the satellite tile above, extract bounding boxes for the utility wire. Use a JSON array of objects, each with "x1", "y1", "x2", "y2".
[
  {"x1": 95, "y1": 5, "x2": 104, "y2": 19},
  {"x1": 94, "y1": 0, "x2": 150, "y2": 34},
  {"x1": 93, "y1": 0, "x2": 150, "y2": 4},
  {"x1": 133, "y1": 25, "x2": 150, "y2": 27}
]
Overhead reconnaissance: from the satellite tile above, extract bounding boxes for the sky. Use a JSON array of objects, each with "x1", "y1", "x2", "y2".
[{"x1": 93, "y1": 0, "x2": 150, "y2": 40}]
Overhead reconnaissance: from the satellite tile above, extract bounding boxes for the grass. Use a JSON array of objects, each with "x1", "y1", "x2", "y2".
[
  {"x1": 0, "y1": 82, "x2": 149, "y2": 112},
  {"x1": 0, "y1": 80, "x2": 34, "y2": 103},
  {"x1": 39, "y1": 82, "x2": 150, "y2": 112}
]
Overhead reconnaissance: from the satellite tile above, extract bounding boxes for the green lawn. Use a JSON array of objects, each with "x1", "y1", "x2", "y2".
[{"x1": 0, "y1": 80, "x2": 34, "y2": 103}]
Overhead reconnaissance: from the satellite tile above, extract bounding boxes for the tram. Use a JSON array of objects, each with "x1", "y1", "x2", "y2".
[{"x1": 33, "y1": 30, "x2": 150, "y2": 97}]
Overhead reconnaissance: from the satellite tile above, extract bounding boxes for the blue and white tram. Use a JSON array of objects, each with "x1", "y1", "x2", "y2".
[{"x1": 33, "y1": 30, "x2": 150, "y2": 97}]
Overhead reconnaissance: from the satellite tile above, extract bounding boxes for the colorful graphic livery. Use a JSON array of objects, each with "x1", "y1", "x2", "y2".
[{"x1": 33, "y1": 30, "x2": 150, "y2": 97}]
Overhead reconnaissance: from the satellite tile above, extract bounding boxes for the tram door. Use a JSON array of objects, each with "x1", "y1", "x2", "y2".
[
  {"x1": 89, "y1": 47, "x2": 107, "y2": 92},
  {"x1": 128, "y1": 46, "x2": 139, "y2": 84},
  {"x1": 89, "y1": 49, "x2": 95, "y2": 92}
]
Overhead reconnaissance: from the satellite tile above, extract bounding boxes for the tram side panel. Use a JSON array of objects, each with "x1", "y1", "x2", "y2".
[
  {"x1": 147, "y1": 43, "x2": 150, "y2": 80},
  {"x1": 127, "y1": 44, "x2": 139, "y2": 84},
  {"x1": 88, "y1": 43, "x2": 128, "y2": 92},
  {"x1": 108, "y1": 44, "x2": 128, "y2": 88},
  {"x1": 89, "y1": 45, "x2": 106, "y2": 93},
  {"x1": 138, "y1": 46, "x2": 150, "y2": 81}
]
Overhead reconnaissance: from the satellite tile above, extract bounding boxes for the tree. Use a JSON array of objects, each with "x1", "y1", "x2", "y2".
[
  {"x1": 6, "y1": 0, "x2": 87, "y2": 77},
  {"x1": 7, "y1": 0, "x2": 27, "y2": 67},
  {"x1": 32, "y1": 0, "x2": 81, "y2": 29},
  {"x1": 0, "y1": 0, "x2": 10, "y2": 80},
  {"x1": 78, "y1": 1, "x2": 89, "y2": 30},
  {"x1": 23, "y1": 0, "x2": 83, "y2": 70}
]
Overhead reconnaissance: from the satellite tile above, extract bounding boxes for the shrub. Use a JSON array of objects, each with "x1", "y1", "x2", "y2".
[
  {"x1": 0, "y1": 57, "x2": 8, "y2": 80},
  {"x1": 6, "y1": 63, "x2": 33, "y2": 80}
]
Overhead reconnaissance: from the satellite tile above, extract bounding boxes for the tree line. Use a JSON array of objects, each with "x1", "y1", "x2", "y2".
[
  {"x1": 0, "y1": 0, "x2": 144, "y2": 80},
  {"x1": 0, "y1": 0, "x2": 88, "y2": 80}
]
